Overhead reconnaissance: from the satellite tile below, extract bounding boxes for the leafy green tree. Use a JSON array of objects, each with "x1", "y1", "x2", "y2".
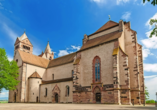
[
  {"x1": 143, "y1": 0, "x2": 157, "y2": 38},
  {"x1": 143, "y1": 0, "x2": 157, "y2": 6},
  {"x1": 149, "y1": 19, "x2": 157, "y2": 38},
  {"x1": 145, "y1": 86, "x2": 149, "y2": 100},
  {"x1": 0, "y1": 48, "x2": 19, "y2": 93}
]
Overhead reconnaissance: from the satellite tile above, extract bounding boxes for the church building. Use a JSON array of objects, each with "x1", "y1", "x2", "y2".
[{"x1": 9, "y1": 20, "x2": 145, "y2": 105}]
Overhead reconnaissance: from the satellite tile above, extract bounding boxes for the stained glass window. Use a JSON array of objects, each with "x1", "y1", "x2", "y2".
[{"x1": 94, "y1": 58, "x2": 100, "y2": 82}]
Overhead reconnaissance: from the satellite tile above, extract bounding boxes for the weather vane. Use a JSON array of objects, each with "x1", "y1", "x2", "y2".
[
  {"x1": 108, "y1": 15, "x2": 111, "y2": 20},
  {"x1": 24, "y1": 29, "x2": 26, "y2": 33}
]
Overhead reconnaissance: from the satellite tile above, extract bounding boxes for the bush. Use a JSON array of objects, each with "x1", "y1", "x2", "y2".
[{"x1": 146, "y1": 100, "x2": 155, "y2": 104}]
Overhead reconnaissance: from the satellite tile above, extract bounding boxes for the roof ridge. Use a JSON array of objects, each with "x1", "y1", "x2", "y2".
[{"x1": 52, "y1": 52, "x2": 76, "y2": 60}]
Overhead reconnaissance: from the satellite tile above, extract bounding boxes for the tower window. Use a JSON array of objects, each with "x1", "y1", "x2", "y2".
[
  {"x1": 15, "y1": 45, "x2": 19, "y2": 49},
  {"x1": 23, "y1": 45, "x2": 30, "y2": 50},
  {"x1": 49, "y1": 56, "x2": 52, "y2": 60},
  {"x1": 52, "y1": 74, "x2": 54, "y2": 80},
  {"x1": 16, "y1": 59, "x2": 18, "y2": 63}
]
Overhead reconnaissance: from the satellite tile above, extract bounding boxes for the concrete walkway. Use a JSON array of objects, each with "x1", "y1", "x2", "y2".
[{"x1": 0, "y1": 103, "x2": 156, "y2": 110}]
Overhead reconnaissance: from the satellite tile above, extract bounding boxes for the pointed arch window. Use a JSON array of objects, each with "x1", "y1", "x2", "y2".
[
  {"x1": 93, "y1": 56, "x2": 101, "y2": 83},
  {"x1": 65, "y1": 85, "x2": 70, "y2": 97}
]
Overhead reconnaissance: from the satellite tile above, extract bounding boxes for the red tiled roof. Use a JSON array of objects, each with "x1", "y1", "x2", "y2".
[
  {"x1": 89, "y1": 20, "x2": 119, "y2": 36},
  {"x1": 29, "y1": 71, "x2": 41, "y2": 79},
  {"x1": 80, "y1": 31, "x2": 122, "y2": 51}
]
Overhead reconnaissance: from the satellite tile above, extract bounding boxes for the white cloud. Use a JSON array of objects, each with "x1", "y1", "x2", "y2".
[
  {"x1": 145, "y1": 13, "x2": 157, "y2": 29},
  {"x1": 90, "y1": 0, "x2": 107, "y2": 4},
  {"x1": 145, "y1": 76, "x2": 157, "y2": 100},
  {"x1": 0, "y1": 92, "x2": 9, "y2": 98},
  {"x1": 121, "y1": 12, "x2": 131, "y2": 21},
  {"x1": 90, "y1": 0, "x2": 138, "y2": 6},
  {"x1": 57, "y1": 45, "x2": 81, "y2": 57},
  {"x1": 58, "y1": 50, "x2": 69, "y2": 57},
  {"x1": 3, "y1": 23, "x2": 18, "y2": 42},
  {"x1": 142, "y1": 48, "x2": 150, "y2": 60},
  {"x1": 144, "y1": 63, "x2": 157, "y2": 72},
  {"x1": 141, "y1": 30, "x2": 157, "y2": 49},
  {"x1": 71, "y1": 45, "x2": 81, "y2": 51},
  {"x1": 144, "y1": 75, "x2": 157, "y2": 79},
  {"x1": 116, "y1": 0, "x2": 130, "y2": 5}
]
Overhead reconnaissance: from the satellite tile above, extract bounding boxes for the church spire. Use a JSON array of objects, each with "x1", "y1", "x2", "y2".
[
  {"x1": 44, "y1": 41, "x2": 52, "y2": 54},
  {"x1": 42, "y1": 41, "x2": 54, "y2": 60}
]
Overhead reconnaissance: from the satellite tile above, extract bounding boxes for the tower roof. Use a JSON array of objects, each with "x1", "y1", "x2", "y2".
[
  {"x1": 18, "y1": 32, "x2": 28, "y2": 41},
  {"x1": 44, "y1": 41, "x2": 52, "y2": 53},
  {"x1": 29, "y1": 71, "x2": 41, "y2": 79},
  {"x1": 89, "y1": 20, "x2": 119, "y2": 36}
]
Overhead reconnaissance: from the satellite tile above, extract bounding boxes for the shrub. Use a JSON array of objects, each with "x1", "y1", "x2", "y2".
[{"x1": 146, "y1": 100, "x2": 155, "y2": 104}]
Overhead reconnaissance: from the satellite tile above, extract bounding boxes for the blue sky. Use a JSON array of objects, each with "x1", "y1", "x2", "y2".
[{"x1": 0, "y1": 0, "x2": 157, "y2": 100}]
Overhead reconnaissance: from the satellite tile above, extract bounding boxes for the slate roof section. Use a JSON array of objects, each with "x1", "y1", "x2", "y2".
[
  {"x1": 29, "y1": 71, "x2": 41, "y2": 79},
  {"x1": 18, "y1": 50, "x2": 49, "y2": 68},
  {"x1": 89, "y1": 20, "x2": 119, "y2": 36},
  {"x1": 47, "y1": 52, "x2": 76, "y2": 68},
  {"x1": 80, "y1": 31, "x2": 122, "y2": 51}
]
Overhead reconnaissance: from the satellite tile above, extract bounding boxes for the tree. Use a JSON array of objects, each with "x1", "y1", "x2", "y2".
[
  {"x1": 143, "y1": 0, "x2": 157, "y2": 38},
  {"x1": 143, "y1": 0, "x2": 157, "y2": 6},
  {"x1": 145, "y1": 86, "x2": 149, "y2": 100},
  {"x1": 149, "y1": 19, "x2": 157, "y2": 38},
  {"x1": 0, "y1": 48, "x2": 19, "y2": 93}
]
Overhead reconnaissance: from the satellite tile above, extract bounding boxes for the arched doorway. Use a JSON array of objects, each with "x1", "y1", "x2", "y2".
[
  {"x1": 55, "y1": 93, "x2": 58, "y2": 103},
  {"x1": 14, "y1": 93, "x2": 16, "y2": 102},
  {"x1": 36, "y1": 97, "x2": 38, "y2": 103},
  {"x1": 93, "y1": 86, "x2": 101, "y2": 103},
  {"x1": 96, "y1": 93, "x2": 101, "y2": 103}
]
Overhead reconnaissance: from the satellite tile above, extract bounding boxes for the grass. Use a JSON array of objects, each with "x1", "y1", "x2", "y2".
[{"x1": 0, "y1": 100, "x2": 8, "y2": 103}]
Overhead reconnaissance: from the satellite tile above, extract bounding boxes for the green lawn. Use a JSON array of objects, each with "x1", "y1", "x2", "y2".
[{"x1": 0, "y1": 101, "x2": 8, "y2": 103}]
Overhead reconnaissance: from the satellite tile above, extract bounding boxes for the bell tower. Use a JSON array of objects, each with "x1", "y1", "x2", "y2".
[
  {"x1": 38, "y1": 41, "x2": 54, "y2": 60},
  {"x1": 14, "y1": 32, "x2": 33, "y2": 55}
]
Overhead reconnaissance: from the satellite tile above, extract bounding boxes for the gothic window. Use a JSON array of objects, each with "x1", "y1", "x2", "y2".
[
  {"x1": 93, "y1": 56, "x2": 101, "y2": 83},
  {"x1": 65, "y1": 86, "x2": 70, "y2": 97},
  {"x1": 45, "y1": 88, "x2": 47, "y2": 97}
]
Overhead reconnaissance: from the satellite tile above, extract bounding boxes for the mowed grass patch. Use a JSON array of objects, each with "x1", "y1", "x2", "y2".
[{"x1": 0, "y1": 100, "x2": 8, "y2": 103}]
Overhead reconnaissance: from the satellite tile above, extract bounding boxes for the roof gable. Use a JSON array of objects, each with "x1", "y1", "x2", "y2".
[
  {"x1": 29, "y1": 71, "x2": 41, "y2": 79},
  {"x1": 90, "y1": 21, "x2": 119, "y2": 36}
]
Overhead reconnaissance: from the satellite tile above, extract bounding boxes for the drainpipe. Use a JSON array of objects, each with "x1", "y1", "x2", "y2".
[{"x1": 24, "y1": 64, "x2": 27, "y2": 102}]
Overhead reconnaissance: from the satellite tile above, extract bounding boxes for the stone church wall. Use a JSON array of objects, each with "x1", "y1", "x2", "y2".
[
  {"x1": 124, "y1": 24, "x2": 141, "y2": 105},
  {"x1": 46, "y1": 63, "x2": 73, "y2": 80},
  {"x1": 40, "y1": 81, "x2": 73, "y2": 103},
  {"x1": 80, "y1": 42, "x2": 115, "y2": 86}
]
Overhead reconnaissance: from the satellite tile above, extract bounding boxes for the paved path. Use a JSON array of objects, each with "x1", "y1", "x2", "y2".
[{"x1": 0, "y1": 103, "x2": 156, "y2": 110}]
